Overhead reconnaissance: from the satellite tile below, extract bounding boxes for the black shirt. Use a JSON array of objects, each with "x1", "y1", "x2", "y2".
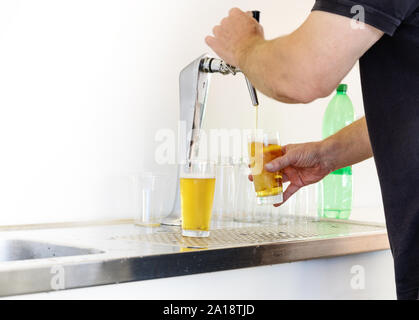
[{"x1": 312, "y1": 0, "x2": 419, "y2": 300}]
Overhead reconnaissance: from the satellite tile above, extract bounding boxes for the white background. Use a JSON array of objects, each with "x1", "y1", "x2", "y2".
[{"x1": 0, "y1": 0, "x2": 384, "y2": 225}]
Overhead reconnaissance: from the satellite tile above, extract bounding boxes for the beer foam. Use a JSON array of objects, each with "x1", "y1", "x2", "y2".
[
  {"x1": 250, "y1": 138, "x2": 281, "y2": 145},
  {"x1": 266, "y1": 138, "x2": 281, "y2": 145},
  {"x1": 180, "y1": 172, "x2": 215, "y2": 179}
]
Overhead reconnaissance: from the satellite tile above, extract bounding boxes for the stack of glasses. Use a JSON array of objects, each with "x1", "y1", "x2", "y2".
[{"x1": 211, "y1": 158, "x2": 322, "y2": 225}]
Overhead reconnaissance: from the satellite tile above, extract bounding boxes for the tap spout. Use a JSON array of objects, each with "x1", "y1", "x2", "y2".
[{"x1": 199, "y1": 57, "x2": 259, "y2": 106}]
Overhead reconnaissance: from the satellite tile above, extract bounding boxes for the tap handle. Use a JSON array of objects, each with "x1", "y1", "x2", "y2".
[
  {"x1": 245, "y1": 10, "x2": 260, "y2": 106},
  {"x1": 252, "y1": 10, "x2": 260, "y2": 22}
]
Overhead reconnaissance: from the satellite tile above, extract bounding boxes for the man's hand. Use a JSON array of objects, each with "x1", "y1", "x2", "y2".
[
  {"x1": 248, "y1": 117, "x2": 373, "y2": 205},
  {"x1": 250, "y1": 142, "x2": 333, "y2": 205},
  {"x1": 205, "y1": 8, "x2": 265, "y2": 67}
]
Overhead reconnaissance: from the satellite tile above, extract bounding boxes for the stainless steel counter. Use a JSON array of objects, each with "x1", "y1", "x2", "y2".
[{"x1": 0, "y1": 218, "x2": 389, "y2": 297}]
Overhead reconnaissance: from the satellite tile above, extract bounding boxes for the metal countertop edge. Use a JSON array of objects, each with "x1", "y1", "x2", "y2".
[{"x1": 0, "y1": 231, "x2": 390, "y2": 297}]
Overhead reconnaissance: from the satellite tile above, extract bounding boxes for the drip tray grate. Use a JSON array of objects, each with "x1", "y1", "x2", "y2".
[{"x1": 118, "y1": 220, "x2": 385, "y2": 249}]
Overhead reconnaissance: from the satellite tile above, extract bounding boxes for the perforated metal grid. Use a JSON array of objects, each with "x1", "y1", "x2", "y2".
[{"x1": 119, "y1": 220, "x2": 385, "y2": 249}]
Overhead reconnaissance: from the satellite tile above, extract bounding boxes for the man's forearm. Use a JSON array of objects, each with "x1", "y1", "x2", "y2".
[
  {"x1": 237, "y1": 12, "x2": 383, "y2": 104},
  {"x1": 238, "y1": 37, "x2": 303, "y2": 103},
  {"x1": 320, "y1": 117, "x2": 373, "y2": 171}
]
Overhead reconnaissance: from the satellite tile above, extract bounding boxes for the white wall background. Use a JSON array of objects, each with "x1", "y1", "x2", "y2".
[{"x1": 0, "y1": 0, "x2": 384, "y2": 225}]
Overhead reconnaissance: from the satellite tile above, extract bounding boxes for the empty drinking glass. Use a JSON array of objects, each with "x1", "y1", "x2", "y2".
[
  {"x1": 131, "y1": 172, "x2": 174, "y2": 227},
  {"x1": 212, "y1": 161, "x2": 236, "y2": 223},
  {"x1": 288, "y1": 182, "x2": 323, "y2": 223},
  {"x1": 233, "y1": 160, "x2": 268, "y2": 223}
]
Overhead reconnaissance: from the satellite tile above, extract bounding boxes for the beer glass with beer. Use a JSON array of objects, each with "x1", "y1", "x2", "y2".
[
  {"x1": 180, "y1": 160, "x2": 216, "y2": 237},
  {"x1": 248, "y1": 131, "x2": 283, "y2": 205}
]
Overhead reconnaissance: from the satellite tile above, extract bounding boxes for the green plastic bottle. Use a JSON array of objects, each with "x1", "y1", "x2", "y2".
[{"x1": 321, "y1": 84, "x2": 354, "y2": 219}]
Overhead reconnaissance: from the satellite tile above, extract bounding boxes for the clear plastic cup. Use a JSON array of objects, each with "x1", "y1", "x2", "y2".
[
  {"x1": 288, "y1": 182, "x2": 323, "y2": 223},
  {"x1": 233, "y1": 160, "x2": 262, "y2": 223},
  {"x1": 132, "y1": 172, "x2": 173, "y2": 227},
  {"x1": 212, "y1": 161, "x2": 236, "y2": 224}
]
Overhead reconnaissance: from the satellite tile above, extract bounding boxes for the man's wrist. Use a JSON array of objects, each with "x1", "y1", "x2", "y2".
[
  {"x1": 237, "y1": 37, "x2": 266, "y2": 70},
  {"x1": 319, "y1": 137, "x2": 340, "y2": 173}
]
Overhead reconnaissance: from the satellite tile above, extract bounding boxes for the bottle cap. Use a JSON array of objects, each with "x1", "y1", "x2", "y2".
[{"x1": 337, "y1": 84, "x2": 348, "y2": 94}]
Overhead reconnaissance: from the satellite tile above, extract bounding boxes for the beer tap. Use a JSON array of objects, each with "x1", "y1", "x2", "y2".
[
  {"x1": 163, "y1": 11, "x2": 261, "y2": 225},
  {"x1": 200, "y1": 57, "x2": 259, "y2": 106},
  {"x1": 180, "y1": 56, "x2": 259, "y2": 162}
]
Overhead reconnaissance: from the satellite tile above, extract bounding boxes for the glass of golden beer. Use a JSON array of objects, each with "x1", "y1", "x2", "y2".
[
  {"x1": 248, "y1": 131, "x2": 283, "y2": 205},
  {"x1": 180, "y1": 160, "x2": 216, "y2": 237}
]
